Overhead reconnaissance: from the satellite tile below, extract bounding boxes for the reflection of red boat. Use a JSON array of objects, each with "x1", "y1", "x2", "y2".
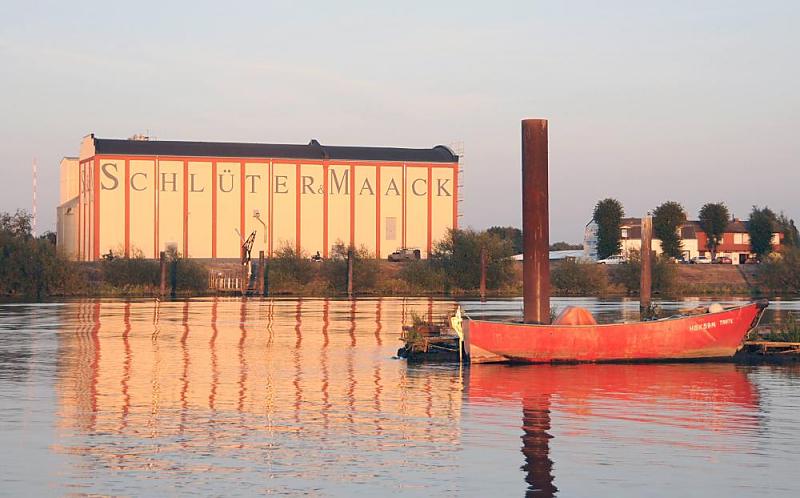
[
  {"x1": 468, "y1": 363, "x2": 759, "y2": 497},
  {"x1": 467, "y1": 362, "x2": 759, "y2": 408},
  {"x1": 464, "y1": 301, "x2": 766, "y2": 364}
]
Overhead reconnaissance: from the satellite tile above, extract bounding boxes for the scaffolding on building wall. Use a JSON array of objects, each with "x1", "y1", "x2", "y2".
[{"x1": 448, "y1": 141, "x2": 464, "y2": 227}]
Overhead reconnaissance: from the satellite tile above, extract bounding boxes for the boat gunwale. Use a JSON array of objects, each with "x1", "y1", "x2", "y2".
[{"x1": 466, "y1": 301, "x2": 763, "y2": 330}]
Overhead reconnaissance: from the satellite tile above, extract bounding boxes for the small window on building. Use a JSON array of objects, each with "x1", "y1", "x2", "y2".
[
  {"x1": 386, "y1": 217, "x2": 397, "y2": 241},
  {"x1": 621, "y1": 228, "x2": 628, "y2": 238},
  {"x1": 734, "y1": 233, "x2": 743, "y2": 244}
]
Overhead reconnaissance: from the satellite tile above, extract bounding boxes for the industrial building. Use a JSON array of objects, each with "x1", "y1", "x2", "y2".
[{"x1": 57, "y1": 134, "x2": 459, "y2": 260}]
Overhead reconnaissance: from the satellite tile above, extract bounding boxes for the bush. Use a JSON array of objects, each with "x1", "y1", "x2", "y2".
[
  {"x1": 101, "y1": 253, "x2": 159, "y2": 289},
  {"x1": 428, "y1": 228, "x2": 516, "y2": 291},
  {"x1": 321, "y1": 242, "x2": 380, "y2": 294},
  {"x1": 757, "y1": 247, "x2": 800, "y2": 294},
  {"x1": 399, "y1": 260, "x2": 447, "y2": 293},
  {"x1": 551, "y1": 259, "x2": 608, "y2": 296},
  {"x1": 268, "y1": 244, "x2": 315, "y2": 291},
  {"x1": 0, "y1": 210, "x2": 80, "y2": 298},
  {"x1": 173, "y1": 258, "x2": 208, "y2": 292},
  {"x1": 760, "y1": 312, "x2": 800, "y2": 342},
  {"x1": 611, "y1": 250, "x2": 677, "y2": 295}
]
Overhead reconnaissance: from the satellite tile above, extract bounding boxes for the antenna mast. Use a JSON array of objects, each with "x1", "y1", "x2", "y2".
[{"x1": 32, "y1": 157, "x2": 38, "y2": 237}]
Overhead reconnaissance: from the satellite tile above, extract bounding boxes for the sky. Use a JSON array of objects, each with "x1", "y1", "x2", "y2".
[{"x1": 1, "y1": 0, "x2": 798, "y2": 242}]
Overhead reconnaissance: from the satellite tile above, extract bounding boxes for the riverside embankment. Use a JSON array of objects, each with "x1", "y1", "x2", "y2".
[{"x1": 57, "y1": 259, "x2": 764, "y2": 298}]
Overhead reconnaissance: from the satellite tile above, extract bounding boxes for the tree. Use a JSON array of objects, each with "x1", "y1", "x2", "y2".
[
  {"x1": 487, "y1": 226, "x2": 523, "y2": 254},
  {"x1": 652, "y1": 201, "x2": 686, "y2": 259},
  {"x1": 430, "y1": 229, "x2": 515, "y2": 290},
  {"x1": 748, "y1": 206, "x2": 778, "y2": 259},
  {"x1": 777, "y1": 212, "x2": 799, "y2": 248},
  {"x1": 0, "y1": 210, "x2": 32, "y2": 238},
  {"x1": 698, "y1": 202, "x2": 729, "y2": 260},
  {"x1": 592, "y1": 198, "x2": 624, "y2": 259}
]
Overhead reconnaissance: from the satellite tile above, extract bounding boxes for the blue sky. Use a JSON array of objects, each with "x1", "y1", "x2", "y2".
[{"x1": 1, "y1": 1, "x2": 798, "y2": 241}]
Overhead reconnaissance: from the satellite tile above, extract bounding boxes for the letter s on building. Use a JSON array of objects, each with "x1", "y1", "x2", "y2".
[{"x1": 101, "y1": 163, "x2": 119, "y2": 190}]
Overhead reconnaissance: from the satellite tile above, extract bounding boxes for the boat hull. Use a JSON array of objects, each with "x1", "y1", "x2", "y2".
[{"x1": 465, "y1": 302, "x2": 764, "y2": 364}]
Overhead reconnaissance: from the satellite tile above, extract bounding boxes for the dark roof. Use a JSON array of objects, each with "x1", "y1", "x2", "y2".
[{"x1": 92, "y1": 136, "x2": 459, "y2": 163}]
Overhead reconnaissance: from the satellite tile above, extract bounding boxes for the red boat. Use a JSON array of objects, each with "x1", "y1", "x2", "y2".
[{"x1": 464, "y1": 301, "x2": 767, "y2": 364}]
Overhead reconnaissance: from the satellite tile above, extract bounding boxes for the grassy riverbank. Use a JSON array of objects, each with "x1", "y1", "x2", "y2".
[{"x1": 43, "y1": 259, "x2": 764, "y2": 299}]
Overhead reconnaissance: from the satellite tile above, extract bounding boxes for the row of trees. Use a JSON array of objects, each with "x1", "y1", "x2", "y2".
[{"x1": 592, "y1": 199, "x2": 800, "y2": 260}]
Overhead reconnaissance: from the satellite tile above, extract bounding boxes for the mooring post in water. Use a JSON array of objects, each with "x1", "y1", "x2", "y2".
[
  {"x1": 522, "y1": 119, "x2": 550, "y2": 324},
  {"x1": 347, "y1": 248, "x2": 354, "y2": 298},
  {"x1": 170, "y1": 259, "x2": 177, "y2": 298},
  {"x1": 480, "y1": 246, "x2": 487, "y2": 301},
  {"x1": 159, "y1": 251, "x2": 167, "y2": 297},
  {"x1": 257, "y1": 250, "x2": 266, "y2": 296},
  {"x1": 241, "y1": 246, "x2": 248, "y2": 297},
  {"x1": 640, "y1": 215, "x2": 653, "y2": 315}
]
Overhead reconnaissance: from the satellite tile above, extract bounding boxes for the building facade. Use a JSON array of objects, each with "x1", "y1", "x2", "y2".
[{"x1": 57, "y1": 135, "x2": 459, "y2": 260}]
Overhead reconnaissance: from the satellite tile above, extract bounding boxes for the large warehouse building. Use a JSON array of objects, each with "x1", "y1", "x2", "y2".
[{"x1": 57, "y1": 134, "x2": 459, "y2": 261}]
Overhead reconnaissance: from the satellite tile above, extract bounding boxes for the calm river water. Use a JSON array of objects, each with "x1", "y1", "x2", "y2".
[{"x1": 1, "y1": 297, "x2": 799, "y2": 497}]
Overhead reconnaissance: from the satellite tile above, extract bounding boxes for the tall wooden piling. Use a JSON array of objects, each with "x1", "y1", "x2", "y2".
[
  {"x1": 347, "y1": 248, "x2": 354, "y2": 298},
  {"x1": 522, "y1": 119, "x2": 550, "y2": 324},
  {"x1": 640, "y1": 215, "x2": 653, "y2": 315},
  {"x1": 257, "y1": 250, "x2": 266, "y2": 296},
  {"x1": 159, "y1": 251, "x2": 167, "y2": 297},
  {"x1": 480, "y1": 247, "x2": 487, "y2": 301}
]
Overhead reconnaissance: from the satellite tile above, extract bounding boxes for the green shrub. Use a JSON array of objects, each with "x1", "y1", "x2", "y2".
[
  {"x1": 0, "y1": 210, "x2": 80, "y2": 298},
  {"x1": 101, "y1": 254, "x2": 160, "y2": 289},
  {"x1": 173, "y1": 258, "x2": 208, "y2": 292},
  {"x1": 429, "y1": 228, "x2": 516, "y2": 290},
  {"x1": 611, "y1": 250, "x2": 677, "y2": 295},
  {"x1": 321, "y1": 242, "x2": 380, "y2": 294},
  {"x1": 268, "y1": 244, "x2": 315, "y2": 291},
  {"x1": 551, "y1": 258, "x2": 608, "y2": 296},
  {"x1": 759, "y1": 312, "x2": 800, "y2": 342},
  {"x1": 399, "y1": 260, "x2": 446, "y2": 293},
  {"x1": 757, "y1": 248, "x2": 800, "y2": 294}
]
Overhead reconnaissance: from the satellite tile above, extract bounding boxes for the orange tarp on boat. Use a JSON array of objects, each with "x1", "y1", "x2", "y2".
[{"x1": 552, "y1": 306, "x2": 597, "y2": 326}]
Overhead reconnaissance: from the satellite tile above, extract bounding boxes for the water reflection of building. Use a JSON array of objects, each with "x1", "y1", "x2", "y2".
[
  {"x1": 468, "y1": 364, "x2": 760, "y2": 497},
  {"x1": 56, "y1": 298, "x2": 462, "y2": 462}
]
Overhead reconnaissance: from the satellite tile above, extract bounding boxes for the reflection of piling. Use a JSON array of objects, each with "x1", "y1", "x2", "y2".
[
  {"x1": 257, "y1": 251, "x2": 266, "y2": 296},
  {"x1": 347, "y1": 248, "x2": 354, "y2": 298},
  {"x1": 522, "y1": 119, "x2": 550, "y2": 324},
  {"x1": 521, "y1": 395, "x2": 557, "y2": 497},
  {"x1": 640, "y1": 215, "x2": 652, "y2": 315},
  {"x1": 159, "y1": 251, "x2": 167, "y2": 297},
  {"x1": 480, "y1": 247, "x2": 487, "y2": 301},
  {"x1": 240, "y1": 246, "x2": 248, "y2": 297},
  {"x1": 170, "y1": 259, "x2": 177, "y2": 298}
]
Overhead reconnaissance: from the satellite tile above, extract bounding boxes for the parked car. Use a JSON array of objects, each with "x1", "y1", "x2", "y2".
[
  {"x1": 596, "y1": 255, "x2": 626, "y2": 265},
  {"x1": 744, "y1": 257, "x2": 760, "y2": 265},
  {"x1": 691, "y1": 256, "x2": 712, "y2": 264},
  {"x1": 713, "y1": 256, "x2": 733, "y2": 264},
  {"x1": 388, "y1": 248, "x2": 421, "y2": 262}
]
